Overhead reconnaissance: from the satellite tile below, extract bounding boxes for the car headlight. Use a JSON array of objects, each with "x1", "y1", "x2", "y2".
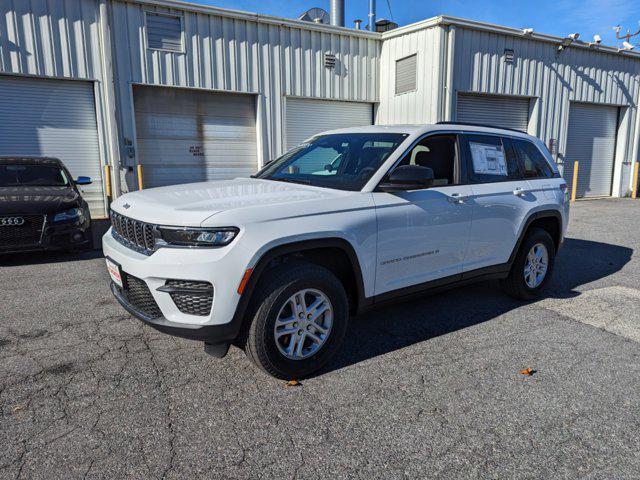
[
  {"x1": 53, "y1": 208, "x2": 84, "y2": 223},
  {"x1": 155, "y1": 227, "x2": 239, "y2": 248}
]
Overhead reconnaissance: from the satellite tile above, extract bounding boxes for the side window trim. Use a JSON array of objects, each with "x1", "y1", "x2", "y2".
[{"x1": 377, "y1": 131, "x2": 465, "y2": 190}]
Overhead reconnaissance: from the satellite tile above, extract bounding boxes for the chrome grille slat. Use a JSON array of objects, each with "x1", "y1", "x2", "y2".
[{"x1": 110, "y1": 211, "x2": 156, "y2": 256}]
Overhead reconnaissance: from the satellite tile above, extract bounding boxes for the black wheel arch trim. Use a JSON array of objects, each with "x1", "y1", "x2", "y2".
[
  {"x1": 507, "y1": 209, "x2": 563, "y2": 266},
  {"x1": 232, "y1": 237, "x2": 369, "y2": 332}
]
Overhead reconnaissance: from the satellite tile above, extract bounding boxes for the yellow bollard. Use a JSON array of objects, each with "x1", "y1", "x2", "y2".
[
  {"x1": 632, "y1": 162, "x2": 639, "y2": 199},
  {"x1": 137, "y1": 164, "x2": 144, "y2": 190},
  {"x1": 570, "y1": 161, "x2": 579, "y2": 202},
  {"x1": 104, "y1": 165, "x2": 112, "y2": 198}
]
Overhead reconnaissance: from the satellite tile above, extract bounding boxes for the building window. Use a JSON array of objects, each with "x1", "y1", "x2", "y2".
[
  {"x1": 395, "y1": 54, "x2": 417, "y2": 95},
  {"x1": 145, "y1": 12, "x2": 183, "y2": 53}
]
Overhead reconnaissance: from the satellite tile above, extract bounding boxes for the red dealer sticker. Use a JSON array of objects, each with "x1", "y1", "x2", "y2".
[{"x1": 105, "y1": 257, "x2": 123, "y2": 288}]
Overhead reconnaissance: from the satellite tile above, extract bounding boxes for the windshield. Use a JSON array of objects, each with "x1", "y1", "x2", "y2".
[
  {"x1": 255, "y1": 133, "x2": 408, "y2": 191},
  {"x1": 0, "y1": 164, "x2": 69, "y2": 187}
]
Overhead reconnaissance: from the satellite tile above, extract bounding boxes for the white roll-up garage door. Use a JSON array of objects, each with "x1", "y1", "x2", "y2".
[
  {"x1": 285, "y1": 98, "x2": 373, "y2": 151},
  {"x1": 564, "y1": 103, "x2": 618, "y2": 198},
  {"x1": 457, "y1": 94, "x2": 530, "y2": 132},
  {"x1": 134, "y1": 86, "x2": 257, "y2": 188},
  {"x1": 0, "y1": 76, "x2": 105, "y2": 217}
]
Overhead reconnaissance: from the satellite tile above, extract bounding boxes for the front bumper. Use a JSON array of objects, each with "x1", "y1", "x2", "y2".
[
  {"x1": 110, "y1": 282, "x2": 239, "y2": 343},
  {"x1": 103, "y1": 228, "x2": 250, "y2": 343}
]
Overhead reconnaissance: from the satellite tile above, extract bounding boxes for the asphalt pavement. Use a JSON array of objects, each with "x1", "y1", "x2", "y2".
[{"x1": 1, "y1": 199, "x2": 639, "y2": 479}]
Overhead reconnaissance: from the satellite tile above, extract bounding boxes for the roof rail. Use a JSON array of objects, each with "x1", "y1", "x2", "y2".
[{"x1": 436, "y1": 121, "x2": 527, "y2": 135}]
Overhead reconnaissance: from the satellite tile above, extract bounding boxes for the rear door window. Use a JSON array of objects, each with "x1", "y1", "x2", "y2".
[
  {"x1": 461, "y1": 134, "x2": 521, "y2": 183},
  {"x1": 512, "y1": 139, "x2": 555, "y2": 178}
]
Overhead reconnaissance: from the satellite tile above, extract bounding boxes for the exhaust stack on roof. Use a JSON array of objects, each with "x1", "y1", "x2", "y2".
[
  {"x1": 330, "y1": 0, "x2": 345, "y2": 27},
  {"x1": 368, "y1": 0, "x2": 376, "y2": 31}
]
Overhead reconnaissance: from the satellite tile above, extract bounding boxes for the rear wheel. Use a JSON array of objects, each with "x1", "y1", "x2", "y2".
[
  {"x1": 501, "y1": 228, "x2": 555, "y2": 300},
  {"x1": 243, "y1": 262, "x2": 348, "y2": 379}
]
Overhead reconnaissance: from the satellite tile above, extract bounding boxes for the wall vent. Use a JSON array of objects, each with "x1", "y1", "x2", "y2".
[
  {"x1": 395, "y1": 54, "x2": 417, "y2": 95},
  {"x1": 324, "y1": 53, "x2": 337, "y2": 69},
  {"x1": 504, "y1": 48, "x2": 515, "y2": 63},
  {"x1": 146, "y1": 12, "x2": 183, "y2": 52}
]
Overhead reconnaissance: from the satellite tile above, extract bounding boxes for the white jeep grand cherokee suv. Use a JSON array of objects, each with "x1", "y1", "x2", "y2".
[{"x1": 103, "y1": 123, "x2": 569, "y2": 379}]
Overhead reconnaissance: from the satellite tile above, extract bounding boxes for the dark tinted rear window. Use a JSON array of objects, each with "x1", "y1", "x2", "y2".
[
  {"x1": 0, "y1": 164, "x2": 69, "y2": 187},
  {"x1": 512, "y1": 139, "x2": 554, "y2": 178}
]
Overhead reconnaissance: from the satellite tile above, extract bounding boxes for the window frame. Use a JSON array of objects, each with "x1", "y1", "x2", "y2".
[
  {"x1": 144, "y1": 11, "x2": 185, "y2": 54},
  {"x1": 375, "y1": 132, "x2": 466, "y2": 191}
]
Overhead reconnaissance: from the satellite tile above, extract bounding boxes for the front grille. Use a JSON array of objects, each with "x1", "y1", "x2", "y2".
[
  {"x1": 111, "y1": 210, "x2": 155, "y2": 255},
  {"x1": 116, "y1": 273, "x2": 162, "y2": 319},
  {"x1": 164, "y1": 280, "x2": 213, "y2": 316},
  {"x1": 0, "y1": 215, "x2": 45, "y2": 247}
]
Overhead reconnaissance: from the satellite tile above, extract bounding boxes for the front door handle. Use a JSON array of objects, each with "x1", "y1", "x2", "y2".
[
  {"x1": 513, "y1": 187, "x2": 528, "y2": 197},
  {"x1": 448, "y1": 193, "x2": 468, "y2": 204}
]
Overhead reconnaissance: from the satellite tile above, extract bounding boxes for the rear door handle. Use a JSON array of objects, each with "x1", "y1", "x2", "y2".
[
  {"x1": 513, "y1": 187, "x2": 528, "y2": 197},
  {"x1": 448, "y1": 193, "x2": 468, "y2": 204}
]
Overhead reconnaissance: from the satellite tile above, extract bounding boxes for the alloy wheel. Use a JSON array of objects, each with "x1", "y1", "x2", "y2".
[
  {"x1": 273, "y1": 289, "x2": 333, "y2": 360},
  {"x1": 524, "y1": 243, "x2": 549, "y2": 288}
]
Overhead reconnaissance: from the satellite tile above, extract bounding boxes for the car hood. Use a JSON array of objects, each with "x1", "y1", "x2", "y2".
[
  {"x1": 110, "y1": 178, "x2": 350, "y2": 226},
  {"x1": 0, "y1": 186, "x2": 80, "y2": 215}
]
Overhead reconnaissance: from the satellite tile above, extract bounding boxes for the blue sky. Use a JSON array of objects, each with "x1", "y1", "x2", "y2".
[{"x1": 196, "y1": 0, "x2": 640, "y2": 47}]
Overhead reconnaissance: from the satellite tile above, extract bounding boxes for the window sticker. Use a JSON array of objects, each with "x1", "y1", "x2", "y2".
[{"x1": 469, "y1": 142, "x2": 507, "y2": 176}]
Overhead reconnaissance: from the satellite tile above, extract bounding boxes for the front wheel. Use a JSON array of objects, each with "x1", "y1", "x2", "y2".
[
  {"x1": 501, "y1": 228, "x2": 556, "y2": 300},
  {"x1": 243, "y1": 262, "x2": 349, "y2": 379}
]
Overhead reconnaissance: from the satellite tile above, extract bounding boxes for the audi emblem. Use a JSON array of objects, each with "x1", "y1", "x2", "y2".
[{"x1": 0, "y1": 217, "x2": 25, "y2": 226}]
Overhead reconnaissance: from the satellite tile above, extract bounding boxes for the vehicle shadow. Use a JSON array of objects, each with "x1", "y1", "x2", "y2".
[
  {"x1": 0, "y1": 249, "x2": 103, "y2": 266},
  {"x1": 322, "y1": 237, "x2": 633, "y2": 376}
]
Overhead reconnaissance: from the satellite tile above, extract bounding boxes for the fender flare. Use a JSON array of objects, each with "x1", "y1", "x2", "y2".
[
  {"x1": 231, "y1": 238, "x2": 368, "y2": 334},
  {"x1": 507, "y1": 209, "x2": 563, "y2": 266}
]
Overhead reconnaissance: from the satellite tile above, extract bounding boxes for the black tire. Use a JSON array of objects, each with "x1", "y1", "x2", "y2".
[
  {"x1": 501, "y1": 227, "x2": 555, "y2": 301},
  {"x1": 242, "y1": 261, "x2": 349, "y2": 379}
]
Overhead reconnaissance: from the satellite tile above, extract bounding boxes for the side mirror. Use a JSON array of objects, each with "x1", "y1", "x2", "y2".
[
  {"x1": 75, "y1": 176, "x2": 92, "y2": 185},
  {"x1": 378, "y1": 165, "x2": 434, "y2": 192}
]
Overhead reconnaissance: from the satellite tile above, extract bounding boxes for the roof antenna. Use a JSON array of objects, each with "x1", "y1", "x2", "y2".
[{"x1": 614, "y1": 22, "x2": 640, "y2": 50}]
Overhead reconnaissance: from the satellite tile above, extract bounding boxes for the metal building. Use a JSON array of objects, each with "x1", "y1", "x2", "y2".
[
  {"x1": 1, "y1": 1, "x2": 639, "y2": 214},
  {"x1": 377, "y1": 17, "x2": 640, "y2": 198}
]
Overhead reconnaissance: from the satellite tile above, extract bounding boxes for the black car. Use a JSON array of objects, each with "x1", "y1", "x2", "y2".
[{"x1": 0, "y1": 157, "x2": 93, "y2": 253}]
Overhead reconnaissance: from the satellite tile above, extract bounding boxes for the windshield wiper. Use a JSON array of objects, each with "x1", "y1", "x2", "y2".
[{"x1": 268, "y1": 177, "x2": 312, "y2": 185}]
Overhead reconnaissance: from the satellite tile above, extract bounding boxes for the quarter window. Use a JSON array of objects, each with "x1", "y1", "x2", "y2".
[
  {"x1": 512, "y1": 139, "x2": 554, "y2": 178},
  {"x1": 462, "y1": 135, "x2": 520, "y2": 183}
]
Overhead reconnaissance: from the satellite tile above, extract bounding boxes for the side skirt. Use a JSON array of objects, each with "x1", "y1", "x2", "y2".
[{"x1": 358, "y1": 263, "x2": 510, "y2": 314}]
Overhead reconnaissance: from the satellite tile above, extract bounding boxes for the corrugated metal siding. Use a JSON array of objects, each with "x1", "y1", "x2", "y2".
[
  {"x1": 564, "y1": 103, "x2": 618, "y2": 198},
  {"x1": 134, "y1": 85, "x2": 257, "y2": 187},
  {"x1": 0, "y1": 76, "x2": 105, "y2": 216},
  {"x1": 0, "y1": 0, "x2": 102, "y2": 80},
  {"x1": 452, "y1": 27, "x2": 640, "y2": 191},
  {"x1": 395, "y1": 54, "x2": 417, "y2": 94},
  {"x1": 111, "y1": 1, "x2": 379, "y2": 166},
  {"x1": 285, "y1": 98, "x2": 373, "y2": 150},
  {"x1": 377, "y1": 26, "x2": 442, "y2": 124},
  {"x1": 457, "y1": 93, "x2": 530, "y2": 131}
]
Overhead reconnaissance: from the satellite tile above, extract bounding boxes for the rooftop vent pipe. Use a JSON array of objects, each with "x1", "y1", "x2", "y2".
[
  {"x1": 354, "y1": 19, "x2": 362, "y2": 30},
  {"x1": 368, "y1": 0, "x2": 376, "y2": 31},
  {"x1": 330, "y1": 0, "x2": 344, "y2": 27}
]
